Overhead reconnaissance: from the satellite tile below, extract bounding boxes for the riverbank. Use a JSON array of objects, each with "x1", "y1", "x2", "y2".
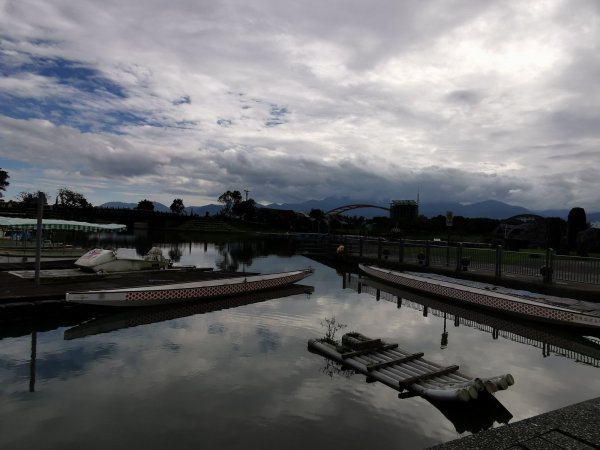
[{"x1": 429, "y1": 396, "x2": 600, "y2": 449}]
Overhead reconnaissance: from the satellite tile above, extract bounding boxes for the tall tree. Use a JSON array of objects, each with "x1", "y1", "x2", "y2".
[
  {"x1": 218, "y1": 190, "x2": 242, "y2": 216},
  {"x1": 233, "y1": 199, "x2": 257, "y2": 220},
  {"x1": 0, "y1": 168, "x2": 9, "y2": 198},
  {"x1": 136, "y1": 199, "x2": 155, "y2": 211},
  {"x1": 56, "y1": 187, "x2": 91, "y2": 208},
  {"x1": 170, "y1": 198, "x2": 185, "y2": 214},
  {"x1": 567, "y1": 207, "x2": 587, "y2": 251},
  {"x1": 17, "y1": 191, "x2": 44, "y2": 207}
]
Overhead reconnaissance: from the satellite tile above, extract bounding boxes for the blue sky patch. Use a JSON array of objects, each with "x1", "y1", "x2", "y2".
[
  {"x1": 0, "y1": 157, "x2": 32, "y2": 170},
  {"x1": 0, "y1": 48, "x2": 147, "y2": 133},
  {"x1": 21, "y1": 56, "x2": 127, "y2": 98},
  {"x1": 173, "y1": 95, "x2": 191, "y2": 105},
  {"x1": 265, "y1": 105, "x2": 288, "y2": 127}
]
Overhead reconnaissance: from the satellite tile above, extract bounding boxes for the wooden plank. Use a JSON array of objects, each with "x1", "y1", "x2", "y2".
[
  {"x1": 366, "y1": 352, "x2": 424, "y2": 371},
  {"x1": 342, "y1": 335, "x2": 382, "y2": 350},
  {"x1": 398, "y1": 365, "x2": 460, "y2": 388},
  {"x1": 341, "y1": 343, "x2": 398, "y2": 359}
]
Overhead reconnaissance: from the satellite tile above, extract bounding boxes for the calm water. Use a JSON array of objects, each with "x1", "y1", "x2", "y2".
[{"x1": 2, "y1": 238, "x2": 600, "y2": 449}]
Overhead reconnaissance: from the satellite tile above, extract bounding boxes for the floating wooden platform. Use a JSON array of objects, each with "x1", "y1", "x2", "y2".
[{"x1": 308, "y1": 332, "x2": 514, "y2": 402}]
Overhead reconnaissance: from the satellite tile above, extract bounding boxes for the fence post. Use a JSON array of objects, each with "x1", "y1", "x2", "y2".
[
  {"x1": 495, "y1": 245, "x2": 502, "y2": 277},
  {"x1": 425, "y1": 240, "x2": 430, "y2": 267},
  {"x1": 456, "y1": 243, "x2": 462, "y2": 271},
  {"x1": 377, "y1": 238, "x2": 382, "y2": 262},
  {"x1": 399, "y1": 239, "x2": 404, "y2": 264},
  {"x1": 542, "y1": 248, "x2": 554, "y2": 284}
]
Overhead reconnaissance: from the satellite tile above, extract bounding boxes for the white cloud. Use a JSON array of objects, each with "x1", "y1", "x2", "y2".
[{"x1": 0, "y1": 0, "x2": 599, "y2": 210}]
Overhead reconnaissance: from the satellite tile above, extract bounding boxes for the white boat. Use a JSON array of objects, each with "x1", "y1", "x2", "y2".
[
  {"x1": 64, "y1": 284, "x2": 314, "y2": 340},
  {"x1": 74, "y1": 247, "x2": 171, "y2": 273},
  {"x1": 359, "y1": 264, "x2": 600, "y2": 330},
  {"x1": 66, "y1": 268, "x2": 314, "y2": 306}
]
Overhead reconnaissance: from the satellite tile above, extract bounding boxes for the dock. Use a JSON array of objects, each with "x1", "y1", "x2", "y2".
[{"x1": 0, "y1": 260, "x2": 247, "y2": 306}]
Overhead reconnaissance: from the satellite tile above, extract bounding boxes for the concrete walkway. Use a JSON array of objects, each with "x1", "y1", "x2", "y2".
[{"x1": 429, "y1": 396, "x2": 600, "y2": 449}]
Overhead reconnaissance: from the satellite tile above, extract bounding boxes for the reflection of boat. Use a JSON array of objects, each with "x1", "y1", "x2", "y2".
[
  {"x1": 65, "y1": 284, "x2": 314, "y2": 340},
  {"x1": 348, "y1": 274, "x2": 600, "y2": 367},
  {"x1": 75, "y1": 247, "x2": 171, "y2": 273},
  {"x1": 359, "y1": 265, "x2": 600, "y2": 330},
  {"x1": 66, "y1": 268, "x2": 314, "y2": 306}
]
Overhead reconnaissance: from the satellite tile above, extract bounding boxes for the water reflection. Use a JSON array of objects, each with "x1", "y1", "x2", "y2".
[
  {"x1": 344, "y1": 273, "x2": 600, "y2": 368},
  {"x1": 214, "y1": 239, "x2": 295, "y2": 272},
  {"x1": 308, "y1": 333, "x2": 514, "y2": 434},
  {"x1": 3, "y1": 241, "x2": 600, "y2": 449}
]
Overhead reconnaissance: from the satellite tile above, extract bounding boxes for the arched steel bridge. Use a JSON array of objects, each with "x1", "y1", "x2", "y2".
[{"x1": 325, "y1": 204, "x2": 390, "y2": 217}]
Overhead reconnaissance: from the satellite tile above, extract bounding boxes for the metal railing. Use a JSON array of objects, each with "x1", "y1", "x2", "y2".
[{"x1": 330, "y1": 236, "x2": 600, "y2": 286}]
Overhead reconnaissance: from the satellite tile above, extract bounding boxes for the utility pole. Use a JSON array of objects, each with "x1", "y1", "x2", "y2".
[{"x1": 34, "y1": 191, "x2": 45, "y2": 286}]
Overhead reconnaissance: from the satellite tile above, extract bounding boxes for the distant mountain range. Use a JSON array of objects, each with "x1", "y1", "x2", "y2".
[
  {"x1": 264, "y1": 197, "x2": 600, "y2": 221},
  {"x1": 100, "y1": 198, "x2": 600, "y2": 221}
]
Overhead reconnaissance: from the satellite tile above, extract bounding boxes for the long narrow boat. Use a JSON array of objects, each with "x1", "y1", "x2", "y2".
[
  {"x1": 359, "y1": 264, "x2": 600, "y2": 330},
  {"x1": 66, "y1": 268, "x2": 314, "y2": 307},
  {"x1": 65, "y1": 284, "x2": 314, "y2": 340}
]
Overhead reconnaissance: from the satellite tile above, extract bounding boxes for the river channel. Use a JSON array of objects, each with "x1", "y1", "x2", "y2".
[{"x1": 1, "y1": 236, "x2": 600, "y2": 449}]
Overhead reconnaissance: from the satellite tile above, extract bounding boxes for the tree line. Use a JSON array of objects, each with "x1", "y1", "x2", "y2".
[{"x1": 1, "y1": 170, "x2": 596, "y2": 253}]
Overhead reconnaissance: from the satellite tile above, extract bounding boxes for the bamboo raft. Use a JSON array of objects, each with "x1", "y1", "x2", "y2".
[{"x1": 308, "y1": 332, "x2": 514, "y2": 402}]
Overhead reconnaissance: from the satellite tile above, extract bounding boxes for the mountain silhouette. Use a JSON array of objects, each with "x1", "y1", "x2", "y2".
[{"x1": 100, "y1": 198, "x2": 599, "y2": 221}]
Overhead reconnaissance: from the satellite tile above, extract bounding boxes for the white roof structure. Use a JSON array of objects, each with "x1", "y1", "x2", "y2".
[{"x1": 0, "y1": 216, "x2": 126, "y2": 232}]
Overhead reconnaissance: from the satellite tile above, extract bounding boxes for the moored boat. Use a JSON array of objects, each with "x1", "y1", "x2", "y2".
[
  {"x1": 66, "y1": 268, "x2": 314, "y2": 306},
  {"x1": 359, "y1": 264, "x2": 600, "y2": 329},
  {"x1": 64, "y1": 284, "x2": 314, "y2": 340},
  {"x1": 75, "y1": 247, "x2": 171, "y2": 273}
]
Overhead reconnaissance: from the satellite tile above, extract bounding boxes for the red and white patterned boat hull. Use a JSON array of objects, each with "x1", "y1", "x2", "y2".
[
  {"x1": 359, "y1": 265, "x2": 600, "y2": 329},
  {"x1": 66, "y1": 268, "x2": 314, "y2": 306}
]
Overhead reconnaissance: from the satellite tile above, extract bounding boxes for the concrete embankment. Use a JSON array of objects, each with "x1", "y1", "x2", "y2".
[{"x1": 429, "y1": 396, "x2": 600, "y2": 449}]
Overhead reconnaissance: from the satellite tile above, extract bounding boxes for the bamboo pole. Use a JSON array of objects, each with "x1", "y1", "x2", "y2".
[{"x1": 309, "y1": 341, "x2": 472, "y2": 401}]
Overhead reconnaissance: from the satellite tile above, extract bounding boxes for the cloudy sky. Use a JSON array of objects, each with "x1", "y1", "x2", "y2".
[{"x1": 1, "y1": 0, "x2": 599, "y2": 210}]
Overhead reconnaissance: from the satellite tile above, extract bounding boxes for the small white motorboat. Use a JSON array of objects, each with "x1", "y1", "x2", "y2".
[
  {"x1": 66, "y1": 268, "x2": 314, "y2": 306},
  {"x1": 74, "y1": 247, "x2": 171, "y2": 273}
]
